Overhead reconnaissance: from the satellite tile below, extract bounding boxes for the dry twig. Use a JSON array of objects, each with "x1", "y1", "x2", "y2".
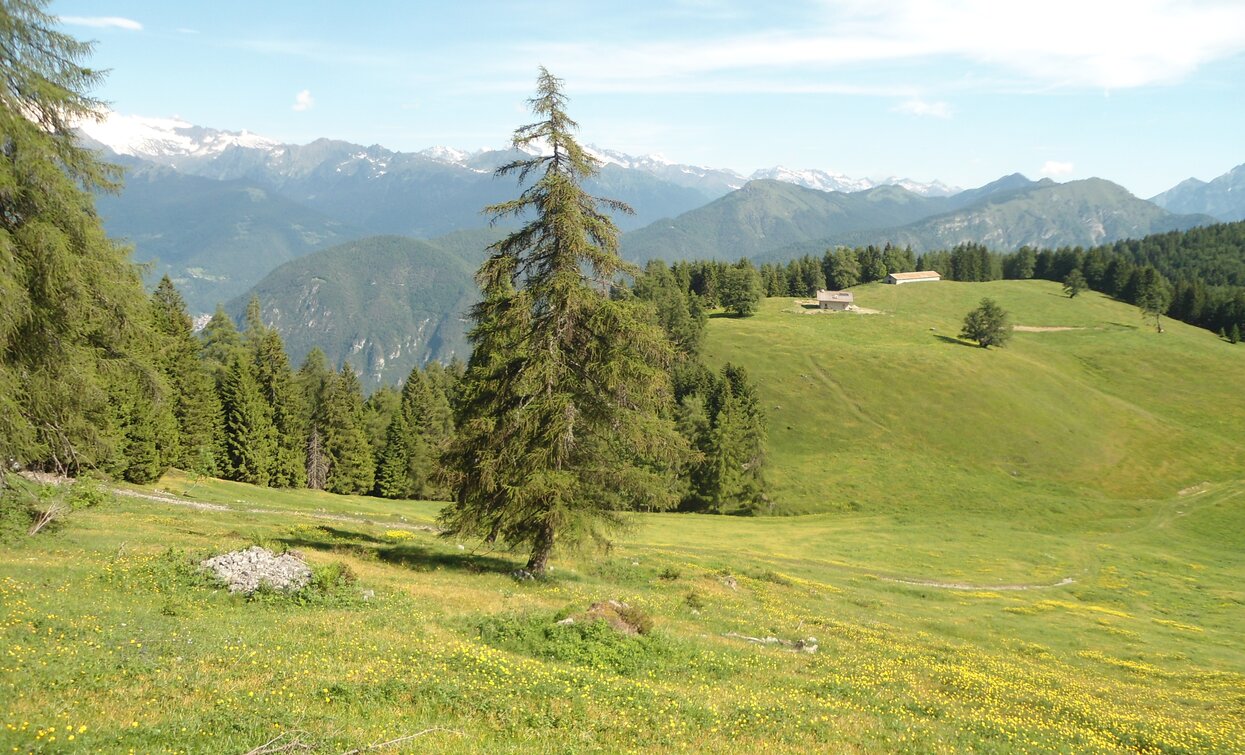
[
  {"x1": 339, "y1": 727, "x2": 463, "y2": 754},
  {"x1": 242, "y1": 731, "x2": 314, "y2": 755}
]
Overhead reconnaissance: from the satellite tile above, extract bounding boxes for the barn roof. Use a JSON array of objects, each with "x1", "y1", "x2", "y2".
[
  {"x1": 816, "y1": 289, "x2": 854, "y2": 302},
  {"x1": 888, "y1": 271, "x2": 941, "y2": 280}
]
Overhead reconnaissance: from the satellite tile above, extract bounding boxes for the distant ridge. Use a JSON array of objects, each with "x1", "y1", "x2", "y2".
[
  {"x1": 1151, "y1": 163, "x2": 1245, "y2": 222},
  {"x1": 229, "y1": 232, "x2": 501, "y2": 388}
]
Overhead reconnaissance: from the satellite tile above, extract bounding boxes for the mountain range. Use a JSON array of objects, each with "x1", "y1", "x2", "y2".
[{"x1": 75, "y1": 112, "x2": 1243, "y2": 384}]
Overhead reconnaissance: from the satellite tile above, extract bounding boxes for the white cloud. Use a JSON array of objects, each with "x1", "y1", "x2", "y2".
[
  {"x1": 516, "y1": 0, "x2": 1245, "y2": 93},
  {"x1": 893, "y1": 98, "x2": 952, "y2": 118},
  {"x1": 1040, "y1": 160, "x2": 1075, "y2": 176},
  {"x1": 292, "y1": 90, "x2": 315, "y2": 112},
  {"x1": 60, "y1": 16, "x2": 142, "y2": 31}
]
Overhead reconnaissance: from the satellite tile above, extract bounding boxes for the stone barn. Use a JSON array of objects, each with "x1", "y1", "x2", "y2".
[{"x1": 816, "y1": 289, "x2": 854, "y2": 310}]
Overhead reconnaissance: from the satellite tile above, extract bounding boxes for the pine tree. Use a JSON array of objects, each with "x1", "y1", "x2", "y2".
[
  {"x1": 376, "y1": 367, "x2": 454, "y2": 499},
  {"x1": 960, "y1": 298, "x2": 1013, "y2": 348},
  {"x1": 320, "y1": 364, "x2": 375, "y2": 495},
  {"x1": 0, "y1": 0, "x2": 161, "y2": 471},
  {"x1": 200, "y1": 304, "x2": 243, "y2": 385},
  {"x1": 251, "y1": 328, "x2": 306, "y2": 487},
  {"x1": 306, "y1": 427, "x2": 329, "y2": 490},
  {"x1": 825, "y1": 247, "x2": 861, "y2": 290},
  {"x1": 150, "y1": 276, "x2": 222, "y2": 474},
  {"x1": 219, "y1": 353, "x2": 276, "y2": 485},
  {"x1": 1063, "y1": 269, "x2": 1087, "y2": 298},
  {"x1": 1135, "y1": 267, "x2": 1172, "y2": 333},
  {"x1": 296, "y1": 347, "x2": 334, "y2": 485},
  {"x1": 440, "y1": 68, "x2": 688, "y2": 575},
  {"x1": 720, "y1": 261, "x2": 763, "y2": 316}
]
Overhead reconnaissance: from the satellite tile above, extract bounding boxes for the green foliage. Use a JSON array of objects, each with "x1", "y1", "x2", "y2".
[
  {"x1": 441, "y1": 68, "x2": 689, "y2": 575},
  {"x1": 675, "y1": 363, "x2": 768, "y2": 513},
  {"x1": 719, "y1": 262, "x2": 763, "y2": 316},
  {"x1": 250, "y1": 322, "x2": 306, "y2": 487},
  {"x1": 1135, "y1": 266, "x2": 1173, "y2": 332},
  {"x1": 0, "y1": 0, "x2": 165, "y2": 472},
  {"x1": 319, "y1": 365, "x2": 375, "y2": 495},
  {"x1": 632, "y1": 259, "x2": 707, "y2": 356},
  {"x1": 220, "y1": 353, "x2": 276, "y2": 486},
  {"x1": 1063, "y1": 269, "x2": 1087, "y2": 298},
  {"x1": 151, "y1": 276, "x2": 222, "y2": 474},
  {"x1": 376, "y1": 366, "x2": 452, "y2": 499},
  {"x1": 960, "y1": 298, "x2": 1013, "y2": 349},
  {"x1": 473, "y1": 610, "x2": 676, "y2": 676}
]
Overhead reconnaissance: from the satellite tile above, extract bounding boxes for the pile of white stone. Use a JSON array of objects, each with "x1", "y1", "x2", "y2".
[{"x1": 200, "y1": 546, "x2": 312, "y2": 594}]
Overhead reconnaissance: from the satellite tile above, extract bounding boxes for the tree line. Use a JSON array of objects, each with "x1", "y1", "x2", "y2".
[{"x1": 753, "y1": 230, "x2": 1245, "y2": 339}]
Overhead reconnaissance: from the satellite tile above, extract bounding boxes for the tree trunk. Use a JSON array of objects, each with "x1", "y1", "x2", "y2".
[{"x1": 526, "y1": 521, "x2": 555, "y2": 576}]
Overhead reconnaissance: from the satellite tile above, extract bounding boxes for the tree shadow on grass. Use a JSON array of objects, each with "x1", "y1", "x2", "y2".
[
  {"x1": 377, "y1": 543, "x2": 519, "y2": 575},
  {"x1": 933, "y1": 334, "x2": 977, "y2": 348},
  {"x1": 276, "y1": 526, "x2": 522, "y2": 576}
]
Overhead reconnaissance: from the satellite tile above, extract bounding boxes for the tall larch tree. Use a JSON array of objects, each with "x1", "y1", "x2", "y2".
[
  {"x1": 440, "y1": 68, "x2": 689, "y2": 576},
  {"x1": 252, "y1": 327, "x2": 306, "y2": 487},
  {"x1": 0, "y1": 0, "x2": 164, "y2": 471}
]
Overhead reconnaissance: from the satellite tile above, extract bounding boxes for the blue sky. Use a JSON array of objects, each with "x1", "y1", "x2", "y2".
[{"x1": 50, "y1": 0, "x2": 1245, "y2": 197}]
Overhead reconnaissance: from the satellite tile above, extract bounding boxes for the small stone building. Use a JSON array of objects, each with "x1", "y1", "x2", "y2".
[
  {"x1": 816, "y1": 289, "x2": 854, "y2": 310},
  {"x1": 885, "y1": 271, "x2": 941, "y2": 285}
]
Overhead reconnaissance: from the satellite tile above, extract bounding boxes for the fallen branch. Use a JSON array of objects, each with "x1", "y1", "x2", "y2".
[
  {"x1": 339, "y1": 727, "x2": 462, "y2": 754},
  {"x1": 242, "y1": 731, "x2": 314, "y2": 755}
]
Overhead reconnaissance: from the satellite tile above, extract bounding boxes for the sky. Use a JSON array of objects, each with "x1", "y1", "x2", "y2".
[{"x1": 49, "y1": 0, "x2": 1245, "y2": 197}]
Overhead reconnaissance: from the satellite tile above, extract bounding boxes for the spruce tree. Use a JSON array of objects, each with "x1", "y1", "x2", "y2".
[
  {"x1": 440, "y1": 68, "x2": 688, "y2": 575},
  {"x1": 220, "y1": 353, "x2": 275, "y2": 486},
  {"x1": 252, "y1": 328, "x2": 306, "y2": 487},
  {"x1": 297, "y1": 347, "x2": 334, "y2": 485},
  {"x1": 376, "y1": 366, "x2": 452, "y2": 499},
  {"x1": 150, "y1": 276, "x2": 222, "y2": 474},
  {"x1": 200, "y1": 304, "x2": 243, "y2": 384},
  {"x1": 1135, "y1": 267, "x2": 1172, "y2": 333},
  {"x1": 0, "y1": 0, "x2": 161, "y2": 471},
  {"x1": 320, "y1": 364, "x2": 375, "y2": 495}
]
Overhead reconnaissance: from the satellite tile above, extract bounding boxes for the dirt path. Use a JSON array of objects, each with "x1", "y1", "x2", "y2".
[
  {"x1": 112, "y1": 488, "x2": 442, "y2": 534},
  {"x1": 879, "y1": 576, "x2": 1076, "y2": 591},
  {"x1": 1012, "y1": 325, "x2": 1084, "y2": 332}
]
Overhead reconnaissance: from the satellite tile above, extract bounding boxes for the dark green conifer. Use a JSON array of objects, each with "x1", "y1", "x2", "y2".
[
  {"x1": 320, "y1": 364, "x2": 375, "y2": 495},
  {"x1": 252, "y1": 328, "x2": 306, "y2": 487},
  {"x1": 150, "y1": 276, "x2": 222, "y2": 474},
  {"x1": 440, "y1": 68, "x2": 688, "y2": 575},
  {"x1": 220, "y1": 353, "x2": 275, "y2": 486}
]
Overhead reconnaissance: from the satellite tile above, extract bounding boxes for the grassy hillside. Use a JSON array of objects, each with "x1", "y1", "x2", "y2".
[
  {"x1": 1, "y1": 468, "x2": 1241, "y2": 752},
  {"x1": 3, "y1": 279, "x2": 1243, "y2": 752},
  {"x1": 703, "y1": 281, "x2": 1245, "y2": 517}
]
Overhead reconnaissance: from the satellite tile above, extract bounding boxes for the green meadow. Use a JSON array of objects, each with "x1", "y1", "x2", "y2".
[{"x1": 2, "y1": 280, "x2": 1243, "y2": 753}]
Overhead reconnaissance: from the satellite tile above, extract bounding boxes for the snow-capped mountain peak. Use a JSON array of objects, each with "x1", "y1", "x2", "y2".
[
  {"x1": 750, "y1": 166, "x2": 874, "y2": 194},
  {"x1": 418, "y1": 145, "x2": 475, "y2": 164},
  {"x1": 76, "y1": 111, "x2": 279, "y2": 160}
]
